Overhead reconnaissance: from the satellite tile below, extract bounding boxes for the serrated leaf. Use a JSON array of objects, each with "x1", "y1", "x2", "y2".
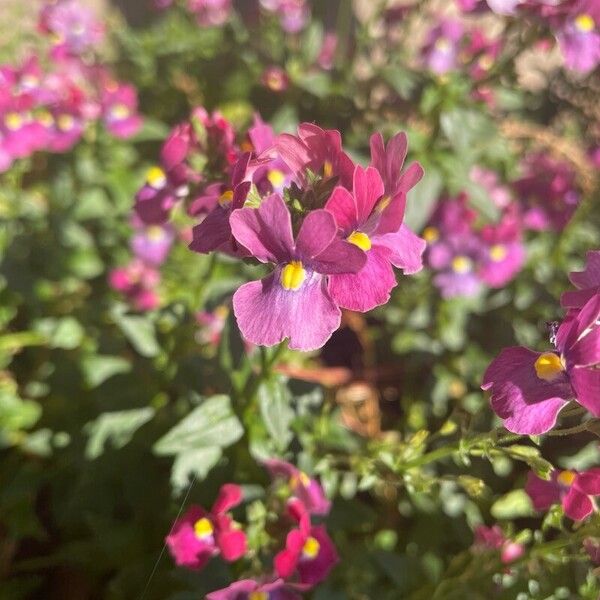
[{"x1": 85, "y1": 407, "x2": 155, "y2": 459}]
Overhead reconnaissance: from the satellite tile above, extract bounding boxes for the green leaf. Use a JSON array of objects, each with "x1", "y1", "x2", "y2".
[
  {"x1": 34, "y1": 317, "x2": 84, "y2": 350},
  {"x1": 112, "y1": 307, "x2": 160, "y2": 358},
  {"x1": 81, "y1": 355, "x2": 131, "y2": 388},
  {"x1": 491, "y1": 489, "x2": 534, "y2": 520},
  {"x1": 84, "y1": 407, "x2": 155, "y2": 459},
  {"x1": 170, "y1": 447, "x2": 222, "y2": 494},
  {"x1": 258, "y1": 377, "x2": 294, "y2": 452},
  {"x1": 154, "y1": 395, "x2": 243, "y2": 456}
]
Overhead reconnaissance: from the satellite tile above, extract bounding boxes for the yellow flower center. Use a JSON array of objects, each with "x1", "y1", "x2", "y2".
[
  {"x1": 110, "y1": 103, "x2": 130, "y2": 120},
  {"x1": 347, "y1": 231, "x2": 372, "y2": 252},
  {"x1": 57, "y1": 114, "x2": 75, "y2": 131},
  {"x1": 193, "y1": 517, "x2": 214, "y2": 539},
  {"x1": 478, "y1": 54, "x2": 494, "y2": 71},
  {"x1": 146, "y1": 166, "x2": 167, "y2": 189},
  {"x1": 292, "y1": 471, "x2": 311, "y2": 488},
  {"x1": 534, "y1": 352, "x2": 565, "y2": 382},
  {"x1": 280, "y1": 261, "x2": 306, "y2": 291},
  {"x1": 422, "y1": 226, "x2": 439, "y2": 243},
  {"x1": 214, "y1": 305, "x2": 229, "y2": 320},
  {"x1": 5, "y1": 112, "x2": 23, "y2": 131},
  {"x1": 557, "y1": 470, "x2": 577, "y2": 487},
  {"x1": 21, "y1": 74, "x2": 39, "y2": 89},
  {"x1": 451, "y1": 255, "x2": 472, "y2": 274},
  {"x1": 37, "y1": 110, "x2": 54, "y2": 128},
  {"x1": 302, "y1": 536, "x2": 321, "y2": 559},
  {"x1": 218, "y1": 189, "x2": 234, "y2": 207},
  {"x1": 575, "y1": 14, "x2": 595, "y2": 33},
  {"x1": 146, "y1": 225, "x2": 164, "y2": 242},
  {"x1": 489, "y1": 244, "x2": 507, "y2": 262},
  {"x1": 249, "y1": 592, "x2": 268, "y2": 600},
  {"x1": 323, "y1": 160, "x2": 333, "y2": 178},
  {"x1": 434, "y1": 38, "x2": 451, "y2": 52},
  {"x1": 267, "y1": 169, "x2": 285, "y2": 188}
]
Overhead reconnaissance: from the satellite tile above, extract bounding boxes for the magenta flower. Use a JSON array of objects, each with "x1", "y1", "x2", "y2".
[
  {"x1": 187, "y1": 0, "x2": 232, "y2": 27},
  {"x1": 561, "y1": 250, "x2": 600, "y2": 310},
  {"x1": 230, "y1": 194, "x2": 365, "y2": 351},
  {"x1": 206, "y1": 578, "x2": 301, "y2": 600},
  {"x1": 109, "y1": 259, "x2": 161, "y2": 311},
  {"x1": 263, "y1": 458, "x2": 331, "y2": 516},
  {"x1": 196, "y1": 305, "x2": 230, "y2": 347},
  {"x1": 513, "y1": 153, "x2": 581, "y2": 232},
  {"x1": 130, "y1": 219, "x2": 174, "y2": 266},
  {"x1": 325, "y1": 164, "x2": 425, "y2": 312},
  {"x1": 261, "y1": 66, "x2": 290, "y2": 92},
  {"x1": 274, "y1": 499, "x2": 338, "y2": 587},
  {"x1": 260, "y1": 0, "x2": 310, "y2": 33},
  {"x1": 473, "y1": 525, "x2": 524, "y2": 564},
  {"x1": 478, "y1": 207, "x2": 525, "y2": 288},
  {"x1": 134, "y1": 166, "x2": 181, "y2": 225},
  {"x1": 526, "y1": 469, "x2": 600, "y2": 521},
  {"x1": 482, "y1": 294, "x2": 600, "y2": 434},
  {"x1": 276, "y1": 123, "x2": 355, "y2": 189},
  {"x1": 421, "y1": 20, "x2": 464, "y2": 75},
  {"x1": 101, "y1": 82, "x2": 142, "y2": 139},
  {"x1": 556, "y1": 3, "x2": 600, "y2": 73},
  {"x1": 166, "y1": 484, "x2": 247, "y2": 570}
]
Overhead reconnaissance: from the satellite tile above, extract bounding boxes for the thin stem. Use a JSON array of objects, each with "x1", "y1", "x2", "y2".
[{"x1": 547, "y1": 421, "x2": 595, "y2": 437}]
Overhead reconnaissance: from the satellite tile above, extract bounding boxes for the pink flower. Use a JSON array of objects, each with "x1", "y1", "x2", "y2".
[
  {"x1": 526, "y1": 469, "x2": 600, "y2": 521},
  {"x1": 274, "y1": 499, "x2": 339, "y2": 587},
  {"x1": 261, "y1": 66, "x2": 290, "y2": 92},
  {"x1": 207, "y1": 578, "x2": 302, "y2": 600},
  {"x1": 482, "y1": 293, "x2": 600, "y2": 434},
  {"x1": 555, "y1": 2, "x2": 600, "y2": 73},
  {"x1": 229, "y1": 193, "x2": 365, "y2": 351},
  {"x1": 263, "y1": 458, "x2": 331, "y2": 516},
  {"x1": 130, "y1": 219, "x2": 174, "y2": 266},
  {"x1": 473, "y1": 525, "x2": 525, "y2": 564},
  {"x1": 166, "y1": 484, "x2": 247, "y2": 570},
  {"x1": 421, "y1": 20, "x2": 464, "y2": 75},
  {"x1": 561, "y1": 250, "x2": 600, "y2": 310},
  {"x1": 101, "y1": 82, "x2": 143, "y2": 139},
  {"x1": 325, "y1": 164, "x2": 425, "y2": 311},
  {"x1": 260, "y1": 0, "x2": 310, "y2": 33},
  {"x1": 187, "y1": 0, "x2": 232, "y2": 27},
  {"x1": 108, "y1": 259, "x2": 161, "y2": 311}
]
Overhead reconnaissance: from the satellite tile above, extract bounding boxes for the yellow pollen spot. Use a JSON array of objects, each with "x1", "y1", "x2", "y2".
[
  {"x1": 146, "y1": 166, "x2": 167, "y2": 189},
  {"x1": 302, "y1": 536, "x2": 321, "y2": 559},
  {"x1": 434, "y1": 38, "x2": 451, "y2": 52},
  {"x1": 267, "y1": 169, "x2": 285, "y2": 188},
  {"x1": 5, "y1": 112, "x2": 23, "y2": 131},
  {"x1": 110, "y1": 103, "x2": 130, "y2": 120},
  {"x1": 423, "y1": 226, "x2": 439, "y2": 243},
  {"x1": 193, "y1": 517, "x2": 214, "y2": 539},
  {"x1": 249, "y1": 592, "x2": 268, "y2": 600},
  {"x1": 347, "y1": 231, "x2": 372, "y2": 252},
  {"x1": 214, "y1": 305, "x2": 229, "y2": 320},
  {"x1": 323, "y1": 160, "x2": 333, "y2": 178},
  {"x1": 280, "y1": 261, "x2": 306, "y2": 291},
  {"x1": 575, "y1": 14, "x2": 595, "y2": 32},
  {"x1": 534, "y1": 352, "x2": 565, "y2": 382},
  {"x1": 218, "y1": 189, "x2": 234, "y2": 207},
  {"x1": 240, "y1": 140, "x2": 253, "y2": 153},
  {"x1": 57, "y1": 114, "x2": 75, "y2": 131},
  {"x1": 478, "y1": 54, "x2": 494, "y2": 71},
  {"x1": 557, "y1": 470, "x2": 577, "y2": 487},
  {"x1": 292, "y1": 471, "x2": 311, "y2": 488},
  {"x1": 146, "y1": 226, "x2": 164, "y2": 242},
  {"x1": 37, "y1": 110, "x2": 54, "y2": 128},
  {"x1": 451, "y1": 255, "x2": 472, "y2": 274},
  {"x1": 489, "y1": 244, "x2": 507, "y2": 262}
]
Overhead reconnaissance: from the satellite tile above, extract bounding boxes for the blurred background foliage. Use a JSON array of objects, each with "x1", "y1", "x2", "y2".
[{"x1": 1, "y1": 0, "x2": 600, "y2": 599}]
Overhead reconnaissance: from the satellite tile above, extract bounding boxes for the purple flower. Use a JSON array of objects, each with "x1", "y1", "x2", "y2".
[
  {"x1": 109, "y1": 259, "x2": 161, "y2": 311},
  {"x1": 187, "y1": 0, "x2": 232, "y2": 27},
  {"x1": 260, "y1": 0, "x2": 310, "y2": 33},
  {"x1": 421, "y1": 20, "x2": 464, "y2": 75},
  {"x1": 274, "y1": 499, "x2": 339, "y2": 587},
  {"x1": 134, "y1": 166, "x2": 180, "y2": 225},
  {"x1": 325, "y1": 164, "x2": 425, "y2": 312},
  {"x1": 561, "y1": 250, "x2": 600, "y2": 310},
  {"x1": 473, "y1": 525, "x2": 524, "y2": 564},
  {"x1": 513, "y1": 153, "x2": 581, "y2": 231},
  {"x1": 230, "y1": 194, "x2": 366, "y2": 351},
  {"x1": 556, "y1": 3, "x2": 600, "y2": 73},
  {"x1": 526, "y1": 468, "x2": 600, "y2": 520},
  {"x1": 130, "y1": 219, "x2": 174, "y2": 266},
  {"x1": 206, "y1": 578, "x2": 301, "y2": 600},
  {"x1": 482, "y1": 294, "x2": 600, "y2": 434},
  {"x1": 101, "y1": 82, "x2": 142, "y2": 139},
  {"x1": 263, "y1": 458, "x2": 331, "y2": 516},
  {"x1": 166, "y1": 484, "x2": 247, "y2": 570}
]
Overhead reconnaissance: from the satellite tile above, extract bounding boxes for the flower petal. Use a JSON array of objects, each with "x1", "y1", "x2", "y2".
[
  {"x1": 354, "y1": 165, "x2": 385, "y2": 224},
  {"x1": 325, "y1": 186, "x2": 358, "y2": 234},
  {"x1": 563, "y1": 487, "x2": 594, "y2": 521},
  {"x1": 376, "y1": 225, "x2": 426, "y2": 274}
]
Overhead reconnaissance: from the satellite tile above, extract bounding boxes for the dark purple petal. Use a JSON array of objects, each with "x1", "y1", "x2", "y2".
[{"x1": 525, "y1": 471, "x2": 562, "y2": 511}]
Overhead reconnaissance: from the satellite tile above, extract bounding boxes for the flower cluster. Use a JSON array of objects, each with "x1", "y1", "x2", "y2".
[
  {"x1": 458, "y1": 0, "x2": 600, "y2": 73},
  {"x1": 167, "y1": 460, "x2": 338, "y2": 598},
  {"x1": 482, "y1": 250, "x2": 600, "y2": 434},
  {"x1": 134, "y1": 112, "x2": 425, "y2": 350},
  {"x1": 472, "y1": 525, "x2": 524, "y2": 565},
  {"x1": 0, "y1": 0, "x2": 142, "y2": 173},
  {"x1": 423, "y1": 194, "x2": 525, "y2": 298}
]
